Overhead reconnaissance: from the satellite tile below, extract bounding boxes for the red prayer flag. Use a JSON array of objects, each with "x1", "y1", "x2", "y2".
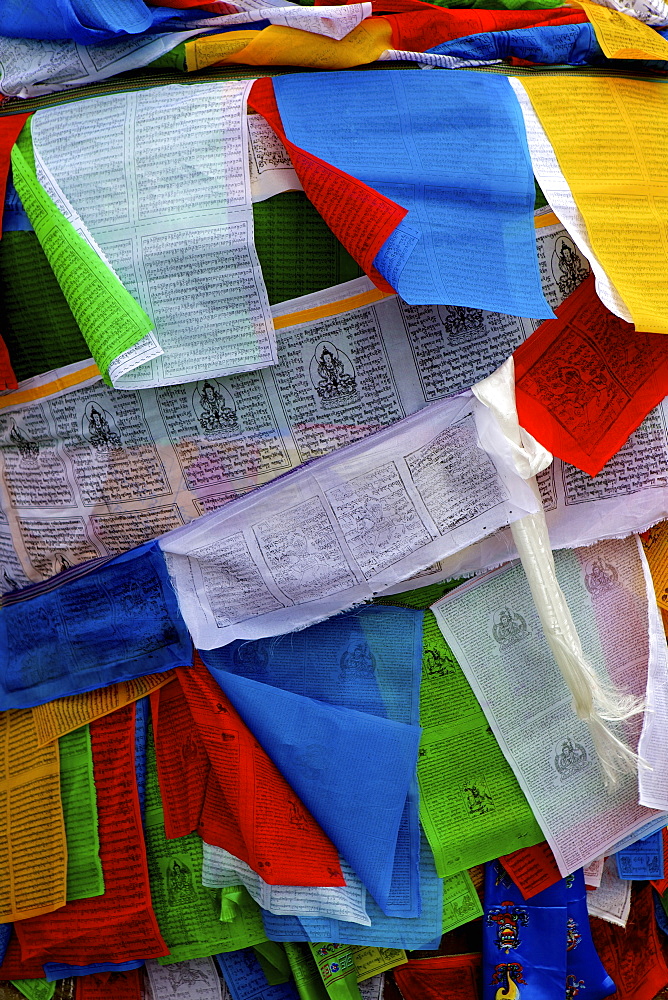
[
  {"x1": 393, "y1": 954, "x2": 481, "y2": 999},
  {"x1": 0, "y1": 933, "x2": 45, "y2": 980},
  {"x1": 15, "y1": 705, "x2": 168, "y2": 965},
  {"x1": 154, "y1": 659, "x2": 344, "y2": 887},
  {"x1": 590, "y1": 883, "x2": 668, "y2": 1000},
  {"x1": 0, "y1": 113, "x2": 30, "y2": 239},
  {"x1": 499, "y1": 841, "x2": 562, "y2": 900},
  {"x1": 248, "y1": 78, "x2": 404, "y2": 293},
  {"x1": 384, "y1": 7, "x2": 588, "y2": 52},
  {"x1": 514, "y1": 275, "x2": 668, "y2": 476},
  {"x1": 76, "y1": 969, "x2": 142, "y2": 1000}
]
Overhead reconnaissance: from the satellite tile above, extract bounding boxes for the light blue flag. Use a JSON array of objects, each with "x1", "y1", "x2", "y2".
[
  {"x1": 200, "y1": 605, "x2": 423, "y2": 917},
  {"x1": 261, "y1": 832, "x2": 442, "y2": 951},
  {"x1": 273, "y1": 70, "x2": 553, "y2": 319},
  {"x1": 205, "y1": 668, "x2": 421, "y2": 917},
  {"x1": 0, "y1": 540, "x2": 192, "y2": 709}
]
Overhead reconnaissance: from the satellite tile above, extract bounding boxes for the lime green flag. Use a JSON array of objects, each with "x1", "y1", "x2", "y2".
[
  {"x1": 11, "y1": 125, "x2": 154, "y2": 384},
  {"x1": 378, "y1": 584, "x2": 543, "y2": 875}
]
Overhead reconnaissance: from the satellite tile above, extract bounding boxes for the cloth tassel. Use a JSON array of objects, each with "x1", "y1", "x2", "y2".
[{"x1": 510, "y1": 494, "x2": 645, "y2": 788}]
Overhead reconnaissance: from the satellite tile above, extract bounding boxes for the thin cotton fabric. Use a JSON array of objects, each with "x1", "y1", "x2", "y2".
[
  {"x1": 261, "y1": 833, "x2": 443, "y2": 950},
  {"x1": 200, "y1": 604, "x2": 424, "y2": 917},
  {"x1": 207, "y1": 667, "x2": 421, "y2": 915},
  {"x1": 0, "y1": 0, "x2": 195, "y2": 43},
  {"x1": 0, "y1": 541, "x2": 192, "y2": 709},
  {"x1": 272, "y1": 70, "x2": 553, "y2": 317}
]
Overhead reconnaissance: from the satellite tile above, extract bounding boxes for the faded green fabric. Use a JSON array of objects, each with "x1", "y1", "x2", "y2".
[
  {"x1": 0, "y1": 231, "x2": 90, "y2": 382},
  {"x1": 254, "y1": 192, "x2": 362, "y2": 305}
]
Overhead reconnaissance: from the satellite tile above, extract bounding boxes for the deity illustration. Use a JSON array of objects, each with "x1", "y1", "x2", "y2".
[
  {"x1": 309, "y1": 341, "x2": 357, "y2": 403},
  {"x1": 491, "y1": 962, "x2": 527, "y2": 1000},
  {"x1": 554, "y1": 738, "x2": 589, "y2": 781},
  {"x1": 52, "y1": 552, "x2": 71, "y2": 575},
  {"x1": 9, "y1": 421, "x2": 39, "y2": 460},
  {"x1": 165, "y1": 858, "x2": 195, "y2": 906},
  {"x1": 181, "y1": 730, "x2": 205, "y2": 765},
  {"x1": 423, "y1": 646, "x2": 455, "y2": 678},
  {"x1": 193, "y1": 379, "x2": 238, "y2": 432},
  {"x1": 287, "y1": 797, "x2": 309, "y2": 830},
  {"x1": 437, "y1": 304, "x2": 486, "y2": 343},
  {"x1": 273, "y1": 529, "x2": 331, "y2": 591},
  {"x1": 83, "y1": 402, "x2": 121, "y2": 449},
  {"x1": 552, "y1": 237, "x2": 589, "y2": 298},
  {"x1": 165, "y1": 964, "x2": 209, "y2": 990},
  {"x1": 551, "y1": 365, "x2": 608, "y2": 424},
  {"x1": 492, "y1": 608, "x2": 528, "y2": 647},
  {"x1": 291, "y1": 743, "x2": 322, "y2": 782},
  {"x1": 566, "y1": 916, "x2": 582, "y2": 951},
  {"x1": 232, "y1": 640, "x2": 269, "y2": 677},
  {"x1": 352, "y1": 499, "x2": 395, "y2": 552},
  {"x1": 566, "y1": 975, "x2": 586, "y2": 1000},
  {"x1": 584, "y1": 557, "x2": 618, "y2": 596},
  {"x1": 464, "y1": 781, "x2": 495, "y2": 817},
  {"x1": 487, "y1": 901, "x2": 529, "y2": 953},
  {"x1": 339, "y1": 641, "x2": 376, "y2": 679}
]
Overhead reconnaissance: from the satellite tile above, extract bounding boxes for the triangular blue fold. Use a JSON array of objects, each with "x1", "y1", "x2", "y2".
[
  {"x1": 428, "y1": 23, "x2": 602, "y2": 66},
  {"x1": 210, "y1": 669, "x2": 421, "y2": 915},
  {"x1": 200, "y1": 604, "x2": 423, "y2": 917},
  {"x1": 273, "y1": 70, "x2": 553, "y2": 319}
]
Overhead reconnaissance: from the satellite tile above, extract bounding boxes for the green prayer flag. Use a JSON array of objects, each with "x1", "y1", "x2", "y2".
[
  {"x1": 10, "y1": 982, "x2": 55, "y2": 1000},
  {"x1": 254, "y1": 941, "x2": 292, "y2": 984},
  {"x1": 254, "y1": 192, "x2": 362, "y2": 305},
  {"x1": 11, "y1": 124, "x2": 154, "y2": 383},
  {"x1": 0, "y1": 232, "x2": 91, "y2": 383},
  {"x1": 285, "y1": 943, "x2": 329, "y2": 1000},
  {"x1": 309, "y1": 944, "x2": 362, "y2": 1000},
  {"x1": 377, "y1": 584, "x2": 544, "y2": 875},
  {"x1": 442, "y1": 870, "x2": 483, "y2": 933},
  {"x1": 144, "y1": 728, "x2": 265, "y2": 964},
  {"x1": 59, "y1": 725, "x2": 104, "y2": 902}
]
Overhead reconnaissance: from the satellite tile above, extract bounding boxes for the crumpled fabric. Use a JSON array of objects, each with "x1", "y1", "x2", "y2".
[
  {"x1": 0, "y1": 0, "x2": 195, "y2": 43},
  {"x1": 427, "y1": 21, "x2": 605, "y2": 64}
]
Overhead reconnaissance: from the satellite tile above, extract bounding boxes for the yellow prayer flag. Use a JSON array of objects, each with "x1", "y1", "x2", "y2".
[
  {"x1": 642, "y1": 521, "x2": 668, "y2": 631},
  {"x1": 0, "y1": 709, "x2": 67, "y2": 922},
  {"x1": 576, "y1": 0, "x2": 668, "y2": 60},
  {"x1": 185, "y1": 19, "x2": 393, "y2": 72},
  {"x1": 520, "y1": 75, "x2": 668, "y2": 333},
  {"x1": 32, "y1": 671, "x2": 175, "y2": 747}
]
